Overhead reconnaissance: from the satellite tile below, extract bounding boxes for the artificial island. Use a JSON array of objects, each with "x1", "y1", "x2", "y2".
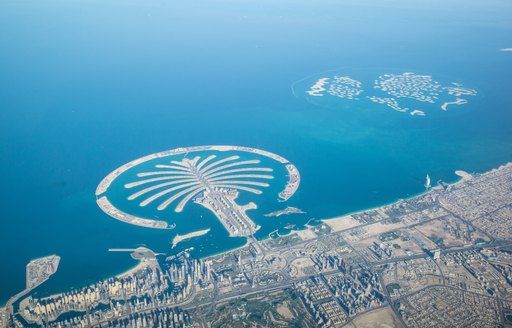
[
  {"x1": 95, "y1": 146, "x2": 300, "y2": 238},
  {"x1": 300, "y1": 71, "x2": 478, "y2": 116}
]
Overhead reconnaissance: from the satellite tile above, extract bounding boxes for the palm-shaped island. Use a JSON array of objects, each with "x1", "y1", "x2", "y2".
[{"x1": 96, "y1": 146, "x2": 300, "y2": 238}]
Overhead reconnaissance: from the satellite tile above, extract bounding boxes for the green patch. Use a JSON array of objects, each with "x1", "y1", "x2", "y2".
[
  {"x1": 189, "y1": 289, "x2": 316, "y2": 327},
  {"x1": 386, "y1": 283, "x2": 401, "y2": 293},
  {"x1": 430, "y1": 233, "x2": 444, "y2": 247}
]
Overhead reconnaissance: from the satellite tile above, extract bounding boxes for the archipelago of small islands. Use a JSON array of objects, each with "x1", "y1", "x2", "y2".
[{"x1": 304, "y1": 72, "x2": 478, "y2": 116}]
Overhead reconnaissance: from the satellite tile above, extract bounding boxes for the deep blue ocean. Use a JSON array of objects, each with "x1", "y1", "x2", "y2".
[{"x1": 1, "y1": 0, "x2": 512, "y2": 304}]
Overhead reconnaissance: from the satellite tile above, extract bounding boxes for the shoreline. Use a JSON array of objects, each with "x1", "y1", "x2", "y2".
[
  {"x1": 203, "y1": 168, "x2": 484, "y2": 260},
  {"x1": 320, "y1": 169, "x2": 473, "y2": 231},
  {"x1": 21, "y1": 259, "x2": 152, "y2": 306},
  {"x1": 3, "y1": 164, "x2": 508, "y2": 308},
  {"x1": 319, "y1": 164, "x2": 511, "y2": 233},
  {"x1": 116, "y1": 260, "x2": 150, "y2": 279}
]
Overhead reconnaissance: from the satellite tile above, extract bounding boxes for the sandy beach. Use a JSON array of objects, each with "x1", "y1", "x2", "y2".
[{"x1": 117, "y1": 260, "x2": 150, "y2": 279}]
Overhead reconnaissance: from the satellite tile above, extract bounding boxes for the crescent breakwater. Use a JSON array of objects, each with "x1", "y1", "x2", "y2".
[{"x1": 96, "y1": 196, "x2": 170, "y2": 229}]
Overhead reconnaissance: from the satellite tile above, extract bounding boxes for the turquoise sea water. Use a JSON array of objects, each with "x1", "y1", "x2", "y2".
[{"x1": 1, "y1": 0, "x2": 512, "y2": 304}]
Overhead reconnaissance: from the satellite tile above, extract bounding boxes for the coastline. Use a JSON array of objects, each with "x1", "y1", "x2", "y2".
[
  {"x1": 202, "y1": 167, "x2": 491, "y2": 259},
  {"x1": 4, "y1": 164, "x2": 509, "y2": 308},
  {"x1": 320, "y1": 168, "x2": 473, "y2": 230},
  {"x1": 116, "y1": 260, "x2": 150, "y2": 279},
  {"x1": 26, "y1": 258, "x2": 153, "y2": 305},
  {"x1": 318, "y1": 164, "x2": 511, "y2": 233}
]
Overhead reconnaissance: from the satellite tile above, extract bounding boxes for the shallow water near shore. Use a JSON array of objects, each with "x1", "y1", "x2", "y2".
[{"x1": 1, "y1": 0, "x2": 512, "y2": 304}]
